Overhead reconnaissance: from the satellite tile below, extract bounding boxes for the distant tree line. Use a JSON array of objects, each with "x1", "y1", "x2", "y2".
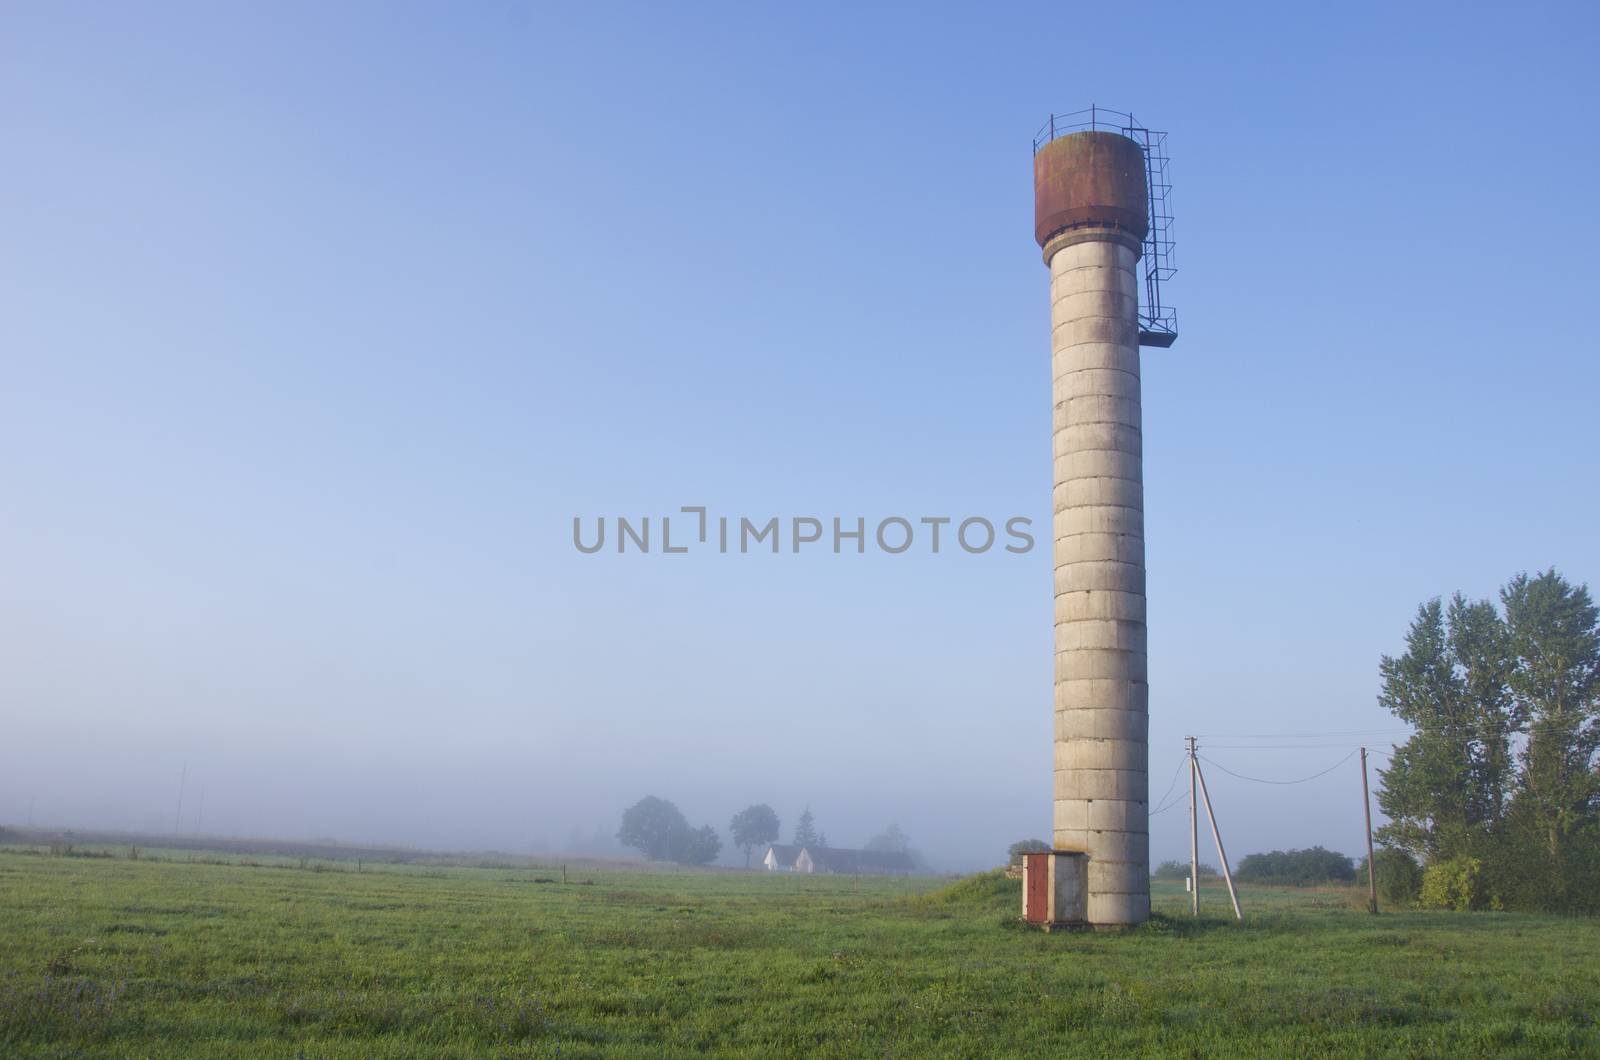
[
  {"x1": 617, "y1": 798, "x2": 923, "y2": 869},
  {"x1": 1235, "y1": 847, "x2": 1354, "y2": 885},
  {"x1": 1152, "y1": 859, "x2": 1219, "y2": 880},
  {"x1": 1375, "y1": 570, "x2": 1600, "y2": 913}
]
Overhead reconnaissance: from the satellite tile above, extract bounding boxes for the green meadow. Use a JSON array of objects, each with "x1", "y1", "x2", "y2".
[{"x1": 2, "y1": 846, "x2": 1596, "y2": 1057}]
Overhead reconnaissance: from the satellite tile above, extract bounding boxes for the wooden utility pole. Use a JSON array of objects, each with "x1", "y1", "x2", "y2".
[
  {"x1": 1361, "y1": 747, "x2": 1378, "y2": 914},
  {"x1": 1187, "y1": 736, "x2": 1199, "y2": 917},
  {"x1": 1193, "y1": 756, "x2": 1242, "y2": 921}
]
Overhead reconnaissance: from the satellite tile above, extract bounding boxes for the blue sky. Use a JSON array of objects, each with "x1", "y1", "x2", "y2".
[{"x1": 2, "y1": 1, "x2": 1596, "y2": 868}]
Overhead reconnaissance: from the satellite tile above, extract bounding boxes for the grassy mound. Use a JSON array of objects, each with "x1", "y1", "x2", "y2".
[{"x1": 910, "y1": 868, "x2": 1019, "y2": 912}]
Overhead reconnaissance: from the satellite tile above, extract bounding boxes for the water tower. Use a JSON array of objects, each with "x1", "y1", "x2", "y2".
[{"x1": 1022, "y1": 107, "x2": 1175, "y2": 929}]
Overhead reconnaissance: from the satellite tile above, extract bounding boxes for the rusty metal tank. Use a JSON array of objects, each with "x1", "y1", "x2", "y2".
[{"x1": 1033, "y1": 131, "x2": 1149, "y2": 249}]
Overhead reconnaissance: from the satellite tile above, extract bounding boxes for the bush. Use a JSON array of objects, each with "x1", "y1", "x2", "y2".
[
  {"x1": 1419, "y1": 856, "x2": 1491, "y2": 911},
  {"x1": 1368, "y1": 848, "x2": 1423, "y2": 905},
  {"x1": 1235, "y1": 846, "x2": 1356, "y2": 885},
  {"x1": 678, "y1": 824, "x2": 722, "y2": 866}
]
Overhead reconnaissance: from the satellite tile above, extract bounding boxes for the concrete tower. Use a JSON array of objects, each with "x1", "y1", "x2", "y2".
[{"x1": 1035, "y1": 129, "x2": 1151, "y2": 927}]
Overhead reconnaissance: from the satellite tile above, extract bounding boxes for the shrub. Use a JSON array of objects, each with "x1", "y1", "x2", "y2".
[
  {"x1": 1369, "y1": 848, "x2": 1423, "y2": 905},
  {"x1": 1419, "y1": 856, "x2": 1489, "y2": 911}
]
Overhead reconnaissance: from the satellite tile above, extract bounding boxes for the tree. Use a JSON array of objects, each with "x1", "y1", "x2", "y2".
[
  {"x1": 1152, "y1": 859, "x2": 1217, "y2": 879},
  {"x1": 1451, "y1": 593, "x2": 1517, "y2": 830},
  {"x1": 1361, "y1": 848, "x2": 1423, "y2": 905},
  {"x1": 617, "y1": 796, "x2": 690, "y2": 861},
  {"x1": 1008, "y1": 839, "x2": 1050, "y2": 865},
  {"x1": 793, "y1": 807, "x2": 818, "y2": 848},
  {"x1": 1375, "y1": 594, "x2": 1513, "y2": 863},
  {"x1": 866, "y1": 824, "x2": 910, "y2": 854},
  {"x1": 617, "y1": 796, "x2": 723, "y2": 866},
  {"x1": 728, "y1": 804, "x2": 780, "y2": 867},
  {"x1": 1375, "y1": 571, "x2": 1600, "y2": 913},
  {"x1": 1501, "y1": 571, "x2": 1600, "y2": 903},
  {"x1": 678, "y1": 824, "x2": 722, "y2": 866},
  {"x1": 1235, "y1": 847, "x2": 1355, "y2": 885}
]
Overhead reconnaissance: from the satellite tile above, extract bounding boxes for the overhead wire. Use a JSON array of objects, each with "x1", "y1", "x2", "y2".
[
  {"x1": 1147, "y1": 757, "x2": 1187, "y2": 817},
  {"x1": 1200, "y1": 742, "x2": 1396, "y2": 750},
  {"x1": 1191, "y1": 729, "x2": 1410, "y2": 739},
  {"x1": 1150, "y1": 792, "x2": 1187, "y2": 817},
  {"x1": 1197, "y1": 749, "x2": 1358, "y2": 786}
]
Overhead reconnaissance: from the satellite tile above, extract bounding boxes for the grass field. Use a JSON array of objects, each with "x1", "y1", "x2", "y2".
[{"x1": 2, "y1": 846, "x2": 1597, "y2": 1057}]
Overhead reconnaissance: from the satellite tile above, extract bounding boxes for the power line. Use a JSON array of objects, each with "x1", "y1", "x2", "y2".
[
  {"x1": 1151, "y1": 785, "x2": 1187, "y2": 816},
  {"x1": 1197, "y1": 749, "x2": 1357, "y2": 786},
  {"x1": 1201, "y1": 742, "x2": 1397, "y2": 750},
  {"x1": 1192, "y1": 729, "x2": 1410, "y2": 739},
  {"x1": 1148, "y1": 757, "x2": 1187, "y2": 817}
]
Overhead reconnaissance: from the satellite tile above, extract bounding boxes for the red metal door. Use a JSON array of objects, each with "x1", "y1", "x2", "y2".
[{"x1": 1025, "y1": 853, "x2": 1050, "y2": 922}]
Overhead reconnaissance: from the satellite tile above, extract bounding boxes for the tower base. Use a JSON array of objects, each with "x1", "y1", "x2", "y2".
[{"x1": 1021, "y1": 851, "x2": 1088, "y2": 927}]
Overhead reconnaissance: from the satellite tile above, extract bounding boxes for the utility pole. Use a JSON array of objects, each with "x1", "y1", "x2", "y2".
[
  {"x1": 1361, "y1": 747, "x2": 1378, "y2": 914},
  {"x1": 1193, "y1": 756, "x2": 1242, "y2": 921},
  {"x1": 1187, "y1": 736, "x2": 1199, "y2": 917}
]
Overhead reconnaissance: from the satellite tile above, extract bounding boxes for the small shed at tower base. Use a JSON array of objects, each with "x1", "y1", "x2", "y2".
[{"x1": 1022, "y1": 851, "x2": 1089, "y2": 928}]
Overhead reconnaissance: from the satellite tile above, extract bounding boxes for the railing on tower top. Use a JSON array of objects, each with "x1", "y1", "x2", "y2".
[
  {"x1": 1034, "y1": 105, "x2": 1178, "y2": 348},
  {"x1": 1032, "y1": 105, "x2": 1149, "y2": 152}
]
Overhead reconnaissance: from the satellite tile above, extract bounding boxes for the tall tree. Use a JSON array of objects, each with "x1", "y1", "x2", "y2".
[
  {"x1": 1377, "y1": 593, "x2": 1516, "y2": 861},
  {"x1": 728, "y1": 804, "x2": 780, "y2": 868},
  {"x1": 793, "y1": 807, "x2": 818, "y2": 848},
  {"x1": 866, "y1": 824, "x2": 910, "y2": 853},
  {"x1": 1501, "y1": 571, "x2": 1600, "y2": 885},
  {"x1": 1376, "y1": 571, "x2": 1600, "y2": 912},
  {"x1": 617, "y1": 796, "x2": 690, "y2": 861},
  {"x1": 1447, "y1": 593, "x2": 1516, "y2": 831},
  {"x1": 617, "y1": 796, "x2": 723, "y2": 865}
]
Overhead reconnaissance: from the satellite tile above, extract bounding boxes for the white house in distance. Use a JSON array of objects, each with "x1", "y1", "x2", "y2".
[
  {"x1": 760, "y1": 844, "x2": 917, "y2": 876},
  {"x1": 761, "y1": 844, "x2": 804, "y2": 872}
]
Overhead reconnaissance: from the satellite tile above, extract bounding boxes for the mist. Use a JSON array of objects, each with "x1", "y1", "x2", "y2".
[{"x1": 4, "y1": 3, "x2": 1595, "y2": 877}]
